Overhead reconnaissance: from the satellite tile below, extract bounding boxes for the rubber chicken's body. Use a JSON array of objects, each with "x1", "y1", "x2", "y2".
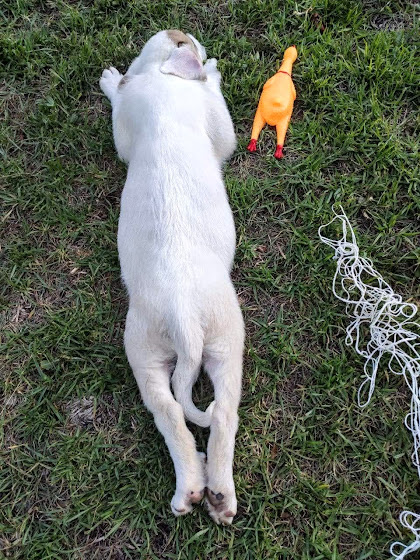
[{"x1": 247, "y1": 46, "x2": 297, "y2": 159}]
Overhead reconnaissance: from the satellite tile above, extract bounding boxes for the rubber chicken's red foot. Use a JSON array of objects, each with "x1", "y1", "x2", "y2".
[
  {"x1": 274, "y1": 145, "x2": 284, "y2": 159},
  {"x1": 247, "y1": 139, "x2": 257, "y2": 152}
]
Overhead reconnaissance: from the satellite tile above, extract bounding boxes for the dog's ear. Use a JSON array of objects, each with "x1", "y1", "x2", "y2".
[
  {"x1": 160, "y1": 45, "x2": 206, "y2": 81},
  {"x1": 187, "y1": 34, "x2": 207, "y2": 62}
]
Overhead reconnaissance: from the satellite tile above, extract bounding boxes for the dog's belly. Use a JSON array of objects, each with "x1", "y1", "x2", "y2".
[{"x1": 117, "y1": 172, "x2": 236, "y2": 306}]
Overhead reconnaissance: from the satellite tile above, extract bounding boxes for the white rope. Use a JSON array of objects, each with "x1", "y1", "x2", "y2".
[
  {"x1": 390, "y1": 512, "x2": 420, "y2": 559},
  {"x1": 318, "y1": 206, "x2": 420, "y2": 559}
]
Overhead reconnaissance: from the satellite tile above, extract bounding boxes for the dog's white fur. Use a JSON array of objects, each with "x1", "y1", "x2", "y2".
[{"x1": 100, "y1": 30, "x2": 244, "y2": 524}]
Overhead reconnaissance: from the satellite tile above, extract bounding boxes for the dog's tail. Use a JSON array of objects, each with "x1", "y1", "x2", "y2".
[
  {"x1": 171, "y1": 354, "x2": 215, "y2": 428},
  {"x1": 170, "y1": 324, "x2": 214, "y2": 428}
]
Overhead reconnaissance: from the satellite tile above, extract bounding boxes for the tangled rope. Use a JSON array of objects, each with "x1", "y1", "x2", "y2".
[{"x1": 319, "y1": 207, "x2": 420, "y2": 559}]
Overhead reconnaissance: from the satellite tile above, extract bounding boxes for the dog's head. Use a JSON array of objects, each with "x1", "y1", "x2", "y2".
[{"x1": 133, "y1": 30, "x2": 207, "y2": 81}]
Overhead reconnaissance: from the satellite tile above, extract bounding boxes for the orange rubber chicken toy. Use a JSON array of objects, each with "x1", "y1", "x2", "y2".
[{"x1": 247, "y1": 46, "x2": 297, "y2": 159}]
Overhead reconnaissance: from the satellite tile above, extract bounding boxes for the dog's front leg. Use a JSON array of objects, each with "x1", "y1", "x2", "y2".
[
  {"x1": 204, "y1": 58, "x2": 222, "y2": 89},
  {"x1": 100, "y1": 67, "x2": 133, "y2": 163},
  {"x1": 99, "y1": 67, "x2": 123, "y2": 104},
  {"x1": 204, "y1": 59, "x2": 237, "y2": 163}
]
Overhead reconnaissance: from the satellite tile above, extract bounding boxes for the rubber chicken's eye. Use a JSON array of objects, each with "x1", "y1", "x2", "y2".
[{"x1": 177, "y1": 41, "x2": 186, "y2": 47}]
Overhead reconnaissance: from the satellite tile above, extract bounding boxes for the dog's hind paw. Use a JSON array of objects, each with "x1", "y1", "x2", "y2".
[
  {"x1": 171, "y1": 488, "x2": 205, "y2": 516},
  {"x1": 205, "y1": 487, "x2": 237, "y2": 525},
  {"x1": 170, "y1": 452, "x2": 206, "y2": 516}
]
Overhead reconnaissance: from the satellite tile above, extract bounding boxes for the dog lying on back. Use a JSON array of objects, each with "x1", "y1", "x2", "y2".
[{"x1": 100, "y1": 30, "x2": 244, "y2": 524}]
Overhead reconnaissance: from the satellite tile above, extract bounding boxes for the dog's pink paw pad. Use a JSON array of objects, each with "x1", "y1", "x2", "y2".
[{"x1": 189, "y1": 489, "x2": 205, "y2": 503}]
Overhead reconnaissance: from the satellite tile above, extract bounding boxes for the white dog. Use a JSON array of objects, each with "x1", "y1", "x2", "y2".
[{"x1": 100, "y1": 30, "x2": 244, "y2": 525}]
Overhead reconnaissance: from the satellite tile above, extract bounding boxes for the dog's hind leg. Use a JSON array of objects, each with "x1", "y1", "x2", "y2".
[
  {"x1": 203, "y1": 303, "x2": 244, "y2": 525},
  {"x1": 124, "y1": 308, "x2": 206, "y2": 516}
]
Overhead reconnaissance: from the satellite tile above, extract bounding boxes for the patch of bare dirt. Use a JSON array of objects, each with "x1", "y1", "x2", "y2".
[
  {"x1": 63, "y1": 394, "x2": 121, "y2": 431},
  {"x1": 65, "y1": 396, "x2": 96, "y2": 427},
  {"x1": 371, "y1": 12, "x2": 412, "y2": 31},
  {"x1": 73, "y1": 524, "x2": 146, "y2": 560}
]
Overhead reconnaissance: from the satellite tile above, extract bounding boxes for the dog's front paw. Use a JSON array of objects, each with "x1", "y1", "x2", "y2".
[
  {"x1": 204, "y1": 58, "x2": 221, "y2": 85},
  {"x1": 204, "y1": 58, "x2": 218, "y2": 73},
  {"x1": 99, "y1": 67, "x2": 123, "y2": 100},
  {"x1": 205, "y1": 486, "x2": 237, "y2": 525}
]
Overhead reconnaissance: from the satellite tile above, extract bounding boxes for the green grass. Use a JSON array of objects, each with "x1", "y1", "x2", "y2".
[{"x1": 1, "y1": 1, "x2": 419, "y2": 558}]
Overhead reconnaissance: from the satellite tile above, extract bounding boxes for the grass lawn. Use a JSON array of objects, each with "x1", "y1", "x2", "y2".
[{"x1": 1, "y1": 1, "x2": 419, "y2": 558}]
